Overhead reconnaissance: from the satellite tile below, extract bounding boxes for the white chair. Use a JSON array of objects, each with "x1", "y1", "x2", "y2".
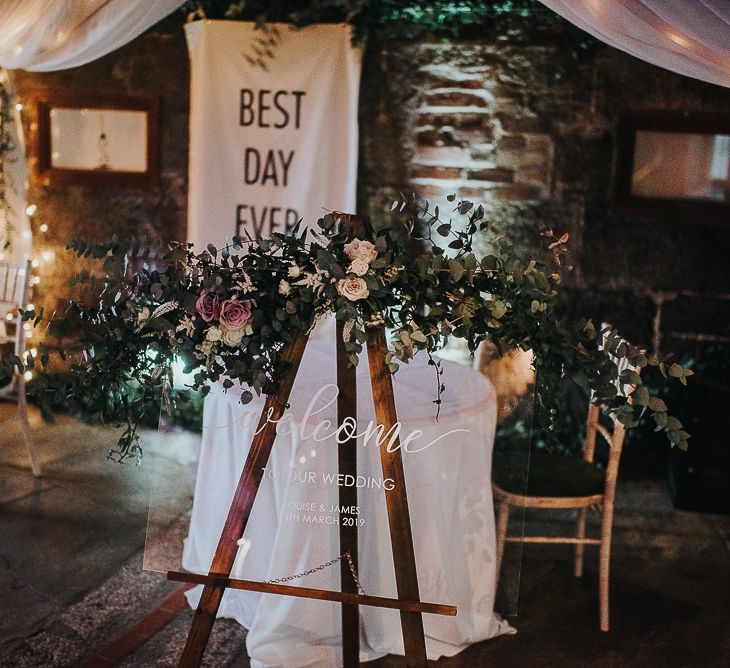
[{"x1": 0, "y1": 259, "x2": 41, "y2": 477}]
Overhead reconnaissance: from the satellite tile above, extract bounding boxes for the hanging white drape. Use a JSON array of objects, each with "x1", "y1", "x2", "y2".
[
  {"x1": 0, "y1": 0, "x2": 184, "y2": 72},
  {"x1": 539, "y1": 0, "x2": 730, "y2": 88}
]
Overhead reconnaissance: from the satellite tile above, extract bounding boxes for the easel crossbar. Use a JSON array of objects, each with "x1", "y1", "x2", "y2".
[{"x1": 167, "y1": 571, "x2": 456, "y2": 616}]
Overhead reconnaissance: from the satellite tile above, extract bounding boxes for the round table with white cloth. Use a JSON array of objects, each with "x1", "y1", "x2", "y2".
[{"x1": 182, "y1": 321, "x2": 513, "y2": 667}]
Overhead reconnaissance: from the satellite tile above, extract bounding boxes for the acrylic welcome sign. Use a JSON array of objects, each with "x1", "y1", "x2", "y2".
[{"x1": 143, "y1": 322, "x2": 530, "y2": 664}]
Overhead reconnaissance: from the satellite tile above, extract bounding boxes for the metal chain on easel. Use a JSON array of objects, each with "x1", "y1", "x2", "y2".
[{"x1": 265, "y1": 550, "x2": 364, "y2": 595}]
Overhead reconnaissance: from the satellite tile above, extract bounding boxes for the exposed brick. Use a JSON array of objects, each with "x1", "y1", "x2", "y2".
[
  {"x1": 419, "y1": 110, "x2": 491, "y2": 128},
  {"x1": 497, "y1": 134, "x2": 527, "y2": 151},
  {"x1": 423, "y1": 72, "x2": 484, "y2": 90},
  {"x1": 459, "y1": 186, "x2": 490, "y2": 198},
  {"x1": 417, "y1": 146, "x2": 470, "y2": 164},
  {"x1": 495, "y1": 112, "x2": 548, "y2": 133},
  {"x1": 469, "y1": 145, "x2": 497, "y2": 162},
  {"x1": 496, "y1": 149, "x2": 552, "y2": 172},
  {"x1": 420, "y1": 64, "x2": 484, "y2": 89},
  {"x1": 467, "y1": 167, "x2": 514, "y2": 183},
  {"x1": 412, "y1": 184, "x2": 454, "y2": 198},
  {"x1": 517, "y1": 165, "x2": 551, "y2": 190},
  {"x1": 489, "y1": 184, "x2": 546, "y2": 201},
  {"x1": 425, "y1": 89, "x2": 491, "y2": 108},
  {"x1": 412, "y1": 165, "x2": 463, "y2": 180},
  {"x1": 416, "y1": 125, "x2": 465, "y2": 147}
]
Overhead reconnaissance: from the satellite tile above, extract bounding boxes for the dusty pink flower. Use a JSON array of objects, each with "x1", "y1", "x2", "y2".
[
  {"x1": 219, "y1": 297, "x2": 253, "y2": 330},
  {"x1": 343, "y1": 238, "x2": 377, "y2": 263},
  {"x1": 195, "y1": 290, "x2": 220, "y2": 322}
]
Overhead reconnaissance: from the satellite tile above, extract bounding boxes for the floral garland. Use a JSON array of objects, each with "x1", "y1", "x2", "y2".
[{"x1": 12, "y1": 199, "x2": 691, "y2": 461}]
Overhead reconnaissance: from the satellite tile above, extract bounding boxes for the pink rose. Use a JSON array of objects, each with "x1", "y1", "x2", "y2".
[
  {"x1": 343, "y1": 238, "x2": 377, "y2": 263},
  {"x1": 219, "y1": 297, "x2": 253, "y2": 330},
  {"x1": 195, "y1": 290, "x2": 220, "y2": 322}
]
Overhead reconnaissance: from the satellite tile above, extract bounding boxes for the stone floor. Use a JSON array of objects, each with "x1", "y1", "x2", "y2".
[{"x1": 0, "y1": 402, "x2": 729, "y2": 667}]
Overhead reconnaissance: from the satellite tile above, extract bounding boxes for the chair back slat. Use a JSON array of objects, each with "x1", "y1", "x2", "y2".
[
  {"x1": 0, "y1": 260, "x2": 33, "y2": 357},
  {"x1": 0, "y1": 260, "x2": 31, "y2": 308}
]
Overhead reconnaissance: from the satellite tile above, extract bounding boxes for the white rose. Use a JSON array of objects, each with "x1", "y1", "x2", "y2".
[
  {"x1": 278, "y1": 279, "x2": 291, "y2": 295},
  {"x1": 337, "y1": 277, "x2": 369, "y2": 301},
  {"x1": 343, "y1": 238, "x2": 377, "y2": 263},
  {"x1": 347, "y1": 258, "x2": 370, "y2": 276},
  {"x1": 136, "y1": 307, "x2": 151, "y2": 326},
  {"x1": 221, "y1": 326, "x2": 246, "y2": 347},
  {"x1": 287, "y1": 265, "x2": 301, "y2": 278},
  {"x1": 206, "y1": 326, "x2": 222, "y2": 342}
]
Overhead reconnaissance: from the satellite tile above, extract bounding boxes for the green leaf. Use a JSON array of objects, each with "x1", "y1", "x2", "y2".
[
  {"x1": 619, "y1": 369, "x2": 641, "y2": 386},
  {"x1": 648, "y1": 396, "x2": 667, "y2": 412},
  {"x1": 632, "y1": 385, "x2": 650, "y2": 406},
  {"x1": 668, "y1": 363, "x2": 684, "y2": 378},
  {"x1": 448, "y1": 259, "x2": 465, "y2": 282}
]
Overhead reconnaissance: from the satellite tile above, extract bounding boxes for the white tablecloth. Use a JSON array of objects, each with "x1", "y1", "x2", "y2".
[{"x1": 182, "y1": 323, "x2": 513, "y2": 667}]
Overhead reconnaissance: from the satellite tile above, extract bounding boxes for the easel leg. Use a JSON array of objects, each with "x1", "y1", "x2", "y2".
[
  {"x1": 178, "y1": 333, "x2": 309, "y2": 667},
  {"x1": 366, "y1": 328, "x2": 428, "y2": 667},
  {"x1": 337, "y1": 321, "x2": 360, "y2": 667}
]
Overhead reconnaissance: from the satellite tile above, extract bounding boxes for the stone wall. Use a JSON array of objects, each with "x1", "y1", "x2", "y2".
[
  {"x1": 358, "y1": 38, "x2": 730, "y2": 355},
  {"x1": 11, "y1": 20, "x2": 730, "y2": 355}
]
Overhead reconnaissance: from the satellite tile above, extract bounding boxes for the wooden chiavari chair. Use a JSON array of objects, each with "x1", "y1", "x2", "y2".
[
  {"x1": 0, "y1": 259, "x2": 41, "y2": 477},
  {"x1": 489, "y1": 331, "x2": 633, "y2": 631}
]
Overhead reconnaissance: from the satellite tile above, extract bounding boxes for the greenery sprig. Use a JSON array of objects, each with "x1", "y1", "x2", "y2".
[{"x1": 7, "y1": 200, "x2": 690, "y2": 461}]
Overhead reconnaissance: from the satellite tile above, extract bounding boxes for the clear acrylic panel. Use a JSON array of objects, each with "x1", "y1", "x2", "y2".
[
  {"x1": 144, "y1": 324, "x2": 531, "y2": 661},
  {"x1": 479, "y1": 345, "x2": 535, "y2": 617}
]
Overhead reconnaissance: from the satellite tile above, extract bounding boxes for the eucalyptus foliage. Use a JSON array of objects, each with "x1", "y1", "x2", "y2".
[
  {"x1": 7, "y1": 200, "x2": 690, "y2": 462},
  {"x1": 182, "y1": 0, "x2": 594, "y2": 50}
]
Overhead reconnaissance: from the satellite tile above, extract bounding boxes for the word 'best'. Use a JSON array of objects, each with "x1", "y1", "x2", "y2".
[{"x1": 240, "y1": 89, "x2": 306, "y2": 129}]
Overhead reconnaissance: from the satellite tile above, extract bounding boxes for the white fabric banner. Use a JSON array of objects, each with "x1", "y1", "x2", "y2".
[{"x1": 185, "y1": 21, "x2": 361, "y2": 248}]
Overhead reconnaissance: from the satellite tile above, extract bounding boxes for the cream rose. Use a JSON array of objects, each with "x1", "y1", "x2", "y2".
[
  {"x1": 343, "y1": 238, "x2": 377, "y2": 263},
  {"x1": 337, "y1": 277, "x2": 369, "y2": 301},
  {"x1": 347, "y1": 258, "x2": 370, "y2": 276},
  {"x1": 136, "y1": 306, "x2": 151, "y2": 326},
  {"x1": 206, "y1": 326, "x2": 222, "y2": 342},
  {"x1": 278, "y1": 279, "x2": 291, "y2": 295},
  {"x1": 221, "y1": 326, "x2": 246, "y2": 347}
]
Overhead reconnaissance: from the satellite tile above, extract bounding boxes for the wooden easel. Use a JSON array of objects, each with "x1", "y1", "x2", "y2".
[{"x1": 168, "y1": 217, "x2": 456, "y2": 667}]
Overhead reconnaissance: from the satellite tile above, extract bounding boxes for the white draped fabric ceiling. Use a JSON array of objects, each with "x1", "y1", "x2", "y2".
[
  {"x1": 0, "y1": 0, "x2": 728, "y2": 89},
  {"x1": 540, "y1": 0, "x2": 730, "y2": 88},
  {"x1": 0, "y1": 0, "x2": 184, "y2": 72}
]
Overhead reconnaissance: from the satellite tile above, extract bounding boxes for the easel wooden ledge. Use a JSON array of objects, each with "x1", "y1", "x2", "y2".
[{"x1": 168, "y1": 216, "x2": 456, "y2": 667}]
